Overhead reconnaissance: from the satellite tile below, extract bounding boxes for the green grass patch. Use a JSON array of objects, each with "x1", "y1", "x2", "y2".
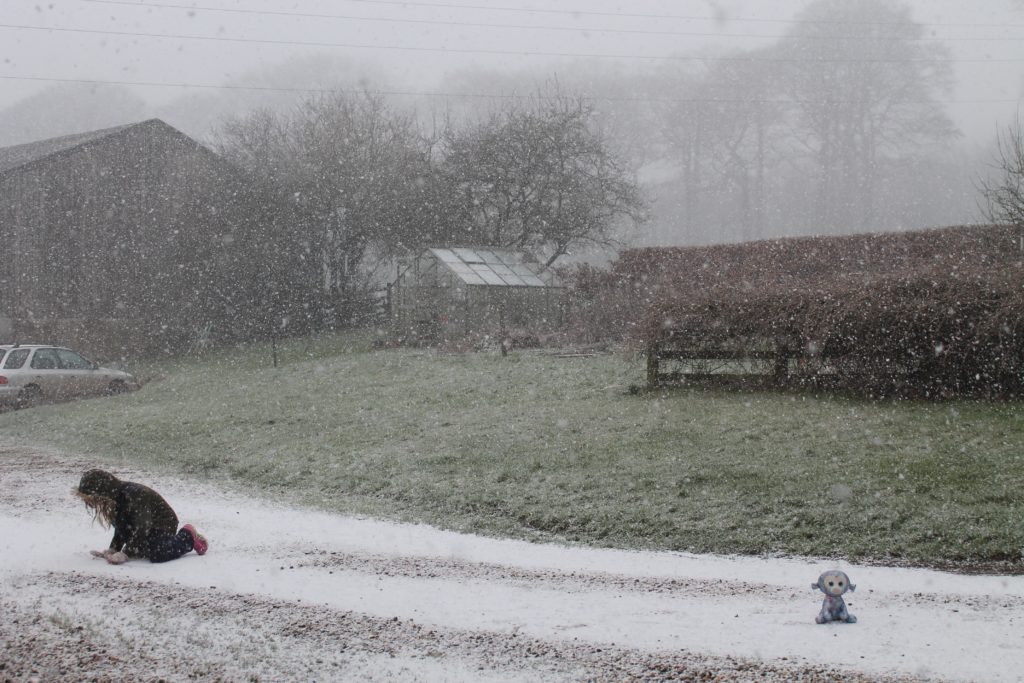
[{"x1": 3, "y1": 331, "x2": 1022, "y2": 570}]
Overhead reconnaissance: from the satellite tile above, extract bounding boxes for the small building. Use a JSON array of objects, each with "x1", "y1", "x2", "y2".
[{"x1": 391, "y1": 247, "x2": 566, "y2": 341}]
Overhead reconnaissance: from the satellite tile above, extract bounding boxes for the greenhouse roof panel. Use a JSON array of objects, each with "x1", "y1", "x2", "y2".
[
  {"x1": 430, "y1": 248, "x2": 462, "y2": 263},
  {"x1": 500, "y1": 273, "x2": 529, "y2": 286},
  {"x1": 427, "y1": 246, "x2": 558, "y2": 287},
  {"x1": 470, "y1": 264, "x2": 509, "y2": 286},
  {"x1": 452, "y1": 247, "x2": 484, "y2": 263},
  {"x1": 447, "y1": 262, "x2": 475, "y2": 275},
  {"x1": 459, "y1": 272, "x2": 488, "y2": 286}
]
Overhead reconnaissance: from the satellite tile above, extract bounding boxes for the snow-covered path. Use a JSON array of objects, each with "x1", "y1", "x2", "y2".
[{"x1": 1, "y1": 447, "x2": 1021, "y2": 682}]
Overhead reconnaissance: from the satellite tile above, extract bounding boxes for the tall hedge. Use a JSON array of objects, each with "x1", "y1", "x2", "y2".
[{"x1": 573, "y1": 225, "x2": 1024, "y2": 398}]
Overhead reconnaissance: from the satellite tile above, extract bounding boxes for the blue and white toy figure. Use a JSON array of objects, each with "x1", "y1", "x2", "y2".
[{"x1": 812, "y1": 570, "x2": 857, "y2": 624}]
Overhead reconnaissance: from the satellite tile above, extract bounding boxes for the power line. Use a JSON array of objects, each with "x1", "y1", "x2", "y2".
[
  {"x1": 78, "y1": 0, "x2": 1024, "y2": 42},
  {"x1": 129, "y1": 0, "x2": 1022, "y2": 30},
  {"x1": 3, "y1": 23, "x2": 1023, "y2": 64},
  {"x1": 1, "y1": 74, "x2": 1019, "y2": 107},
  {"x1": 252, "y1": 0, "x2": 1024, "y2": 29}
]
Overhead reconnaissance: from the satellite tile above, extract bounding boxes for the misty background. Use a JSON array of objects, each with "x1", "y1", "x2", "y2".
[{"x1": 1, "y1": 0, "x2": 1022, "y2": 248}]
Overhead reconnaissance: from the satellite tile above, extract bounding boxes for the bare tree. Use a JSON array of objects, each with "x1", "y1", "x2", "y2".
[
  {"x1": 660, "y1": 52, "x2": 788, "y2": 241},
  {"x1": 443, "y1": 93, "x2": 646, "y2": 268},
  {"x1": 980, "y1": 114, "x2": 1024, "y2": 250},
  {"x1": 215, "y1": 92, "x2": 446, "y2": 327}
]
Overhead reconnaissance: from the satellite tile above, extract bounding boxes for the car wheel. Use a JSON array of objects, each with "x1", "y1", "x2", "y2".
[
  {"x1": 108, "y1": 380, "x2": 128, "y2": 394},
  {"x1": 16, "y1": 384, "x2": 42, "y2": 409}
]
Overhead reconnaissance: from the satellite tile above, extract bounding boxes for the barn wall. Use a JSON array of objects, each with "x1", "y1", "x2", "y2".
[{"x1": 0, "y1": 120, "x2": 282, "y2": 357}]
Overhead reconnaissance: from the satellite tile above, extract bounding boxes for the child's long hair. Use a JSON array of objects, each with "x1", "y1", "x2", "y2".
[{"x1": 74, "y1": 489, "x2": 117, "y2": 528}]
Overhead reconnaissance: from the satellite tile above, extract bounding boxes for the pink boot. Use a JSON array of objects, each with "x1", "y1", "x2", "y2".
[{"x1": 182, "y1": 524, "x2": 208, "y2": 555}]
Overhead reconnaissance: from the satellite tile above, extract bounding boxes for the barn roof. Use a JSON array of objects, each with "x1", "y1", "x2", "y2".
[
  {"x1": 0, "y1": 118, "x2": 216, "y2": 179},
  {"x1": 0, "y1": 121, "x2": 147, "y2": 175},
  {"x1": 428, "y1": 247, "x2": 561, "y2": 287}
]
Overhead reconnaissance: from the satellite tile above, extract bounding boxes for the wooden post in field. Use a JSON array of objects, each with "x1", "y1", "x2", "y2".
[{"x1": 646, "y1": 341, "x2": 660, "y2": 387}]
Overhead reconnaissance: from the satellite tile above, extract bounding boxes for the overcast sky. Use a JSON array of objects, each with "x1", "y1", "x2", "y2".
[{"x1": 0, "y1": 0, "x2": 1022, "y2": 142}]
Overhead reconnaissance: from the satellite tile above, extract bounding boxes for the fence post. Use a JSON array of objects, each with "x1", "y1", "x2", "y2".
[{"x1": 646, "y1": 341, "x2": 660, "y2": 387}]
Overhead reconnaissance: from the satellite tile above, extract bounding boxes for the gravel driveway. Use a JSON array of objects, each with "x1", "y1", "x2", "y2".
[{"x1": 2, "y1": 447, "x2": 1015, "y2": 682}]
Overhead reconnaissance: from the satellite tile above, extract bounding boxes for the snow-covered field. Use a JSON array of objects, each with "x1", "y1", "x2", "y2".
[{"x1": 2, "y1": 446, "x2": 1021, "y2": 682}]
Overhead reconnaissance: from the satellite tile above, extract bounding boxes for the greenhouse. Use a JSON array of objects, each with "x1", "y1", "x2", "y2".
[{"x1": 390, "y1": 247, "x2": 565, "y2": 342}]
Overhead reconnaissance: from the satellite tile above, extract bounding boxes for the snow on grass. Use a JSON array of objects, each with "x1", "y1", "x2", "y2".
[
  {"x1": 1, "y1": 334, "x2": 1022, "y2": 568},
  {"x1": 2, "y1": 450, "x2": 1024, "y2": 682}
]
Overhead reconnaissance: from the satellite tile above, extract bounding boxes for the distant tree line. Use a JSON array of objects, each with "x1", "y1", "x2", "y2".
[
  {"x1": 643, "y1": 0, "x2": 962, "y2": 242},
  {"x1": 437, "y1": 0, "x2": 1007, "y2": 245}
]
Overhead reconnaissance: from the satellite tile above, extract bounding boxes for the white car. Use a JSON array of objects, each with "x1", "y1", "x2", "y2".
[{"x1": 0, "y1": 344, "x2": 138, "y2": 408}]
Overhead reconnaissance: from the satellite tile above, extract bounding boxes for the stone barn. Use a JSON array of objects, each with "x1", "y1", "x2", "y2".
[
  {"x1": 0, "y1": 119, "x2": 292, "y2": 356},
  {"x1": 390, "y1": 247, "x2": 566, "y2": 342}
]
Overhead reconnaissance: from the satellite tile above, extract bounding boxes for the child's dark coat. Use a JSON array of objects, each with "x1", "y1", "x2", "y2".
[{"x1": 78, "y1": 469, "x2": 179, "y2": 558}]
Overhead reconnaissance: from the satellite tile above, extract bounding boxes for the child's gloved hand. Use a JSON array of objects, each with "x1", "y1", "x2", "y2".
[
  {"x1": 105, "y1": 551, "x2": 128, "y2": 565},
  {"x1": 90, "y1": 548, "x2": 128, "y2": 564}
]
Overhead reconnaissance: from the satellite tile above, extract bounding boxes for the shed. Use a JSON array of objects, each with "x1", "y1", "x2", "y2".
[{"x1": 391, "y1": 247, "x2": 566, "y2": 340}]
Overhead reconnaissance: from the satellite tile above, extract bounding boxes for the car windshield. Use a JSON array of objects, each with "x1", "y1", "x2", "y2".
[{"x1": 56, "y1": 349, "x2": 93, "y2": 369}]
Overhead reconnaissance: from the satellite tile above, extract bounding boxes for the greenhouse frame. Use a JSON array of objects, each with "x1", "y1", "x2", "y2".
[{"x1": 390, "y1": 247, "x2": 566, "y2": 341}]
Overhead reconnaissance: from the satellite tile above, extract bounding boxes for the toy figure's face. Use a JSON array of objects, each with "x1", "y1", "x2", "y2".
[{"x1": 818, "y1": 571, "x2": 851, "y2": 596}]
